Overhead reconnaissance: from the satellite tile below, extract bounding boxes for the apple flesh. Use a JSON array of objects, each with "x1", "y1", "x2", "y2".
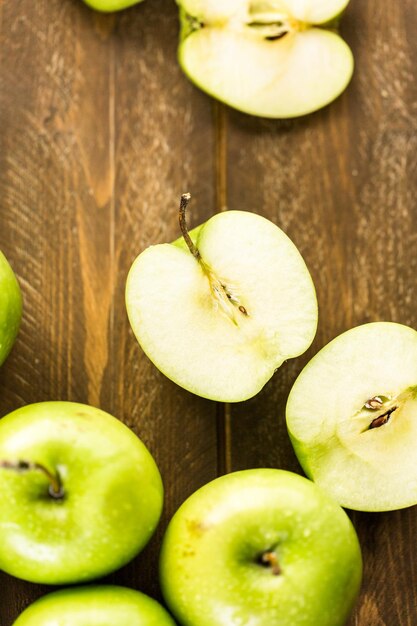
[
  {"x1": 160, "y1": 469, "x2": 362, "y2": 626},
  {"x1": 178, "y1": 0, "x2": 354, "y2": 118},
  {"x1": 13, "y1": 586, "x2": 176, "y2": 626},
  {"x1": 126, "y1": 195, "x2": 317, "y2": 402},
  {"x1": 83, "y1": 0, "x2": 143, "y2": 11},
  {"x1": 286, "y1": 322, "x2": 417, "y2": 511},
  {"x1": 0, "y1": 401, "x2": 163, "y2": 584},
  {"x1": 0, "y1": 250, "x2": 22, "y2": 367}
]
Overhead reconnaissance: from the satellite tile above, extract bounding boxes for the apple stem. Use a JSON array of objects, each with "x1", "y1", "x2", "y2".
[
  {"x1": 0, "y1": 460, "x2": 64, "y2": 499},
  {"x1": 179, "y1": 193, "x2": 201, "y2": 262},
  {"x1": 260, "y1": 550, "x2": 281, "y2": 576}
]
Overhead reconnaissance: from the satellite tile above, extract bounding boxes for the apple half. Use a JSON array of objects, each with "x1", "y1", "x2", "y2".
[
  {"x1": 286, "y1": 322, "x2": 417, "y2": 511},
  {"x1": 178, "y1": 0, "x2": 354, "y2": 118},
  {"x1": 0, "y1": 250, "x2": 22, "y2": 367},
  {"x1": 126, "y1": 195, "x2": 317, "y2": 402}
]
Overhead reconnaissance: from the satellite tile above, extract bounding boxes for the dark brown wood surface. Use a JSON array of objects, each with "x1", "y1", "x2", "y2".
[{"x1": 0, "y1": 0, "x2": 416, "y2": 624}]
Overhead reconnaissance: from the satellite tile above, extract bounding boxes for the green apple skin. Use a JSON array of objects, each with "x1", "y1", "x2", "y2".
[
  {"x1": 160, "y1": 469, "x2": 362, "y2": 626},
  {"x1": 83, "y1": 0, "x2": 143, "y2": 12},
  {"x1": 286, "y1": 322, "x2": 417, "y2": 511},
  {"x1": 0, "y1": 250, "x2": 22, "y2": 367},
  {"x1": 0, "y1": 402, "x2": 163, "y2": 585},
  {"x1": 13, "y1": 586, "x2": 176, "y2": 626}
]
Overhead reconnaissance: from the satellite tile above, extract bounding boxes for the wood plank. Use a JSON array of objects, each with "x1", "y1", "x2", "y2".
[
  {"x1": 0, "y1": 0, "x2": 217, "y2": 622},
  {"x1": 225, "y1": 1, "x2": 417, "y2": 625},
  {"x1": 101, "y1": 0, "x2": 218, "y2": 597}
]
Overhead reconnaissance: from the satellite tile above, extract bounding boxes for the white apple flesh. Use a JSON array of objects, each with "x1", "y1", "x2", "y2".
[
  {"x1": 126, "y1": 195, "x2": 317, "y2": 402},
  {"x1": 178, "y1": 0, "x2": 354, "y2": 118},
  {"x1": 286, "y1": 322, "x2": 417, "y2": 511}
]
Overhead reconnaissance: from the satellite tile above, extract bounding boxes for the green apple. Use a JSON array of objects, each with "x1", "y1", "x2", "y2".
[
  {"x1": 177, "y1": 0, "x2": 354, "y2": 118},
  {"x1": 126, "y1": 195, "x2": 317, "y2": 402},
  {"x1": 286, "y1": 322, "x2": 417, "y2": 512},
  {"x1": 13, "y1": 586, "x2": 176, "y2": 626},
  {"x1": 160, "y1": 468, "x2": 362, "y2": 626},
  {"x1": 0, "y1": 401, "x2": 163, "y2": 584},
  {"x1": 0, "y1": 250, "x2": 22, "y2": 367},
  {"x1": 82, "y1": 0, "x2": 143, "y2": 11}
]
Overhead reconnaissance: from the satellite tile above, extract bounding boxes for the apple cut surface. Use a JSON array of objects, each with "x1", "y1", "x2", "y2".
[
  {"x1": 286, "y1": 322, "x2": 417, "y2": 511},
  {"x1": 178, "y1": 0, "x2": 353, "y2": 118},
  {"x1": 126, "y1": 209, "x2": 317, "y2": 402},
  {"x1": 160, "y1": 469, "x2": 362, "y2": 626},
  {"x1": 13, "y1": 586, "x2": 176, "y2": 626},
  {"x1": 180, "y1": 0, "x2": 350, "y2": 24}
]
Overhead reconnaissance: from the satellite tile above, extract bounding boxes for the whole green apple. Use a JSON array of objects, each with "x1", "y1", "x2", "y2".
[
  {"x1": 0, "y1": 250, "x2": 22, "y2": 367},
  {"x1": 0, "y1": 401, "x2": 163, "y2": 584},
  {"x1": 286, "y1": 322, "x2": 417, "y2": 511},
  {"x1": 160, "y1": 469, "x2": 362, "y2": 626},
  {"x1": 126, "y1": 195, "x2": 317, "y2": 402},
  {"x1": 83, "y1": 0, "x2": 143, "y2": 12},
  {"x1": 177, "y1": 0, "x2": 354, "y2": 118},
  {"x1": 13, "y1": 586, "x2": 176, "y2": 626}
]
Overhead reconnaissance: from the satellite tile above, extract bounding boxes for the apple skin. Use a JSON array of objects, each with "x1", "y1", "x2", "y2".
[
  {"x1": 0, "y1": 250, "x2": 22, "y2": 367},
  {"x1": 160, "y1": 469, "x2": 362, "y2": 626},
  {"x1": 0, "y1": 402, "x2": 163, "y2": 585},
  {"x1": 83, "y1": 0, "x2": 143, "y2": 12},
  {"x1": 13, "y1": 586, "x2": 176, "y2": 626}
]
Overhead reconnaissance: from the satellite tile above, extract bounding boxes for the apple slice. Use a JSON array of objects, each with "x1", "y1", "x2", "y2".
[
  {"x1": 0, "y1": 250, "x2": 22, "y2": 367},
  {"x1": 178, "y1": 0, "x2": 354, "y2": 118},
  {"x1": 160, "y1": 469, "x2": 362, "y2": 626},
  {"x1": 126, "y1": 195, "x2": 317, "y2": 402},
  {"x1": 286, "y1": 322, "x2": 417, "y2": 511}
]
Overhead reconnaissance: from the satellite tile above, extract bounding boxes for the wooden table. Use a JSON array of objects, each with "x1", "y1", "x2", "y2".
[{"x1": 1, "y1": 1, "x2": 416, "y2": 624}]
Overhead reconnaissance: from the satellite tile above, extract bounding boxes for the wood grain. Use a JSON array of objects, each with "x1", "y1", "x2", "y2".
[
  {"x1": 0, "y1": 0, "x2": 416, "y2": 624},
  {"x1": 0, "y1": 0, "x2": 217, "y2": 621},
  {"x1": 225, "y1": 1, "x2": 417, "y2": 625}
]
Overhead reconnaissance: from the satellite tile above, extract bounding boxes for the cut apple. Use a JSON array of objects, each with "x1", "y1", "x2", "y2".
[
  {"x1": 178, "y1": 0, "x2": 354, "y2": 118},
  {"x1": 126, "y1": 195, "x2": 317, "y2": 402},
  {"x1": 286, "y1": 322, "x2": 417, "y2": 511}
]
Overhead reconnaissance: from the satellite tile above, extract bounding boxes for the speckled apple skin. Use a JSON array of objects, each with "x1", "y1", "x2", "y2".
[
  {"x1": 0, "y1": 250, "x2": 22, "y2": 366},
  {"x1": 0, "y1": 402, "x2": 163, "y2": 584},
  {"x1": 160, "y1": 469, "x2": 362, "y2": 626}
]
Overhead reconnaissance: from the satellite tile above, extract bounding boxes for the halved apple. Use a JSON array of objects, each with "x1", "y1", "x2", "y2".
[
  {"x1": 126, "y1": 195, "x2": 317, "y2": 402},
  {"x1": 286, "y1": 322, "x2": 417, "y2": 511},
  {"x1": 178, "y1": 0, "x2": 354, "y2": 118}
]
